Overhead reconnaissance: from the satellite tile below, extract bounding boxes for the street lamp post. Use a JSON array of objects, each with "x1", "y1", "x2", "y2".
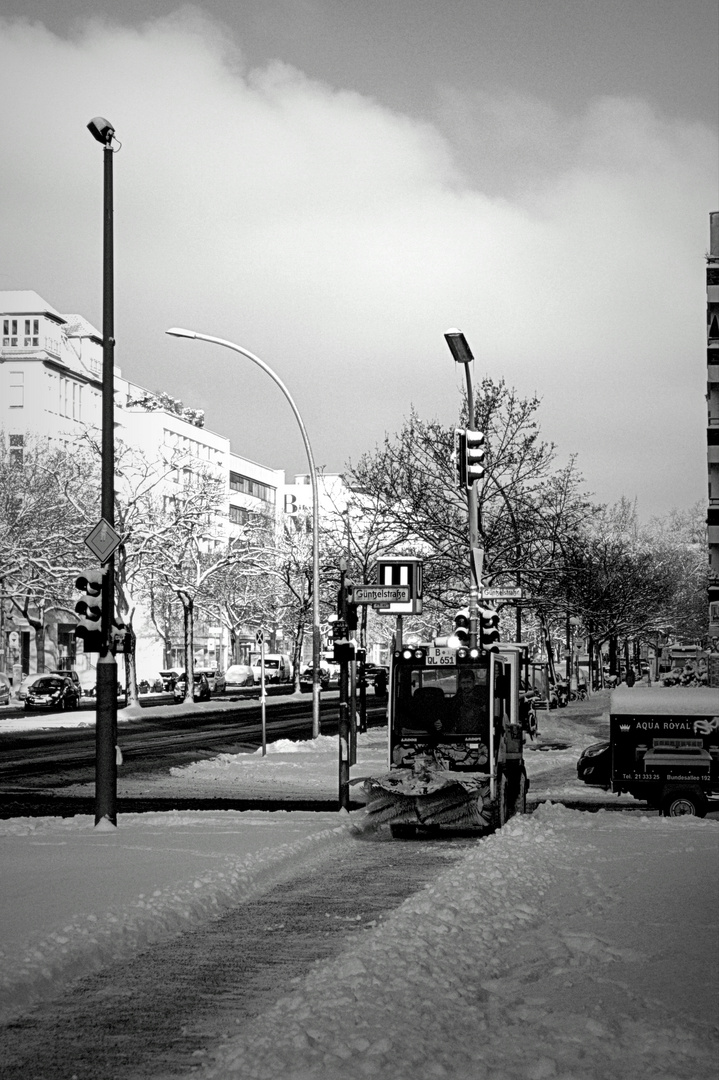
[
  {"x1": 165, "y1": 329, "x2": 322, "y2": 738},
  {"x1": 444, "y1": 329, "x2": 483, "y2": 647},
  {"x1": 87, "y1": 116, "x2": 118, "y2": 827}
]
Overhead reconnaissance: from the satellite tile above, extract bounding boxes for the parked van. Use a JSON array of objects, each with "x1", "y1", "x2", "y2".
[{"x1": 249, "y1": 653, "x2": 293, "y2": 684}]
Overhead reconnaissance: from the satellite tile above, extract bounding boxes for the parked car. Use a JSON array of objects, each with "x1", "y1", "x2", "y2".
[
  {"x1": 173, "y1": 671, "x2": 211, "y2": 703},
  {"x1": 249, "y1": 653, "x2": 293, "y2": 684},
  {"x1": 225, "y1": 664, "x2": 255, "y2": 688},
  {"x1": 159, "y1": 668, "x2": 184, "y2": 691},
  {"x1": 299, "y1": 661, "x2": 331, "y2": 692},
  {"x1": 0, "y1": 672, "x2": 12, "y2": 705},
  {"x1": 194, "y1": 667, "x2": 226, "y2": 693},
  {"x1": 363, "y1": 663, "x2": 388, "y2": 696},
  {"x1": 576, "y1": 740, "x2": 612, "y2": 787},
  {"x1": 24, "y1": 675, "x2": 81, "y2": 712},
  {"x1": 50, "y1": 669, "x2": 82, "y2": 694}
]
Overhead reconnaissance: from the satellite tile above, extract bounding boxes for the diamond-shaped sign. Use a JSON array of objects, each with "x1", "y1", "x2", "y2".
[{"x1": 85, "y1": 518, "x2": 121, "y2": 564}]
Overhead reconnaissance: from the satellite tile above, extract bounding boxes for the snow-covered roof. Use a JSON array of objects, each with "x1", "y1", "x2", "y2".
[
  {"x1": 62, "y1": 313, "x2": 102, "y2": 341},
  {"x1": 0, "y1": 290, "x2": 64, "y2": 322},
  {"x1": 610, "y1": 686, "x2": 719, "y2": 715}
]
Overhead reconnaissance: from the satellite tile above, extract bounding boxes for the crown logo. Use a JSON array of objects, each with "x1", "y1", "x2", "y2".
[{"x1": 619, "y1": 724, "x2": 630, "y2": 732}]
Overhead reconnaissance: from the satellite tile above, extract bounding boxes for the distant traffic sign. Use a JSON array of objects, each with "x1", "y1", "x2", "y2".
[
  {"x1": 480, "y1": 587, "x2": 523, "y2": 600},
  {"x1": 349, "y1": 585, "x2": 410, "y2": 605},
  {"x1": 84, "y1": 518, "x2": 121, "y2": 564}
]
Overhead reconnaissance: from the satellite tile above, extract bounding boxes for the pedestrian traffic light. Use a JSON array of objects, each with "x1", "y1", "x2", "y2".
[
  {"x1": 453, "y1": 608, "x2": 470, "y2": 646},
  {"x1": 74, "y1": 567, "x2": 105, "y2": 653},
  {"x1": 110, "y1": 619, "x2": 134, "y2": 654},
  {"x1": 479, "y1": 606, "x2": 500, "y2": 651},
  {"x1": 333, "y1": 619, "x2": 356, "y2": 663}
]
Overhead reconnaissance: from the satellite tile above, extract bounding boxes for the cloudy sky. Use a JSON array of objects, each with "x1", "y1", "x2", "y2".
[{"x1": 1, "y1": 1, "x2": 717, "y2": 518}]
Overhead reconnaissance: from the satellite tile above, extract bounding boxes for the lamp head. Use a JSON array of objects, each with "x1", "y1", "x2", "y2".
[
  {"x1": 87, "y1": 117, "x2": 115, "y2": 145},
  {"x1": 166, "y1": 328, "x2": 198, "y2": 339},
  {"x1": 444, "y1": 328, "x2": 474, "y2": 365}
]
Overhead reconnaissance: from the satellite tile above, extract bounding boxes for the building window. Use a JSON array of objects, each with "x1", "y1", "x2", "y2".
[
  {"x1": 3, "y1": 319, "x2": 18, "y2": 346},
  {"x1": 24, "y1": 319, "x2": 39, "y2": 347},
  {"x1": 8, "y1": 434, "x2": 24, "y2": 466},
  {"x1": 8, "y1": 371, "x2": 24, "y2": 408},
  {"x1": 229, "y1": 471, "x2": 276, "y2": 504},
  {"x1": 229, "y1": 505, "x2": 248, "y2": 525}
]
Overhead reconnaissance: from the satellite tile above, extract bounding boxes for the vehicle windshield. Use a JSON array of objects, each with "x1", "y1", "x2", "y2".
[
  {"x1": 393, "y1": 664, "x2": 490, "y2": 738},
  {"x1": 33, "y1": 678, "x2": 63, "y2": 692}
]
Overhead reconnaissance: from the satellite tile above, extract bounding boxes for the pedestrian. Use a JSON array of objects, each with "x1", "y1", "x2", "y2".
[{"x1": 625, "y1": 667, "x2": 636, "y2": 687}]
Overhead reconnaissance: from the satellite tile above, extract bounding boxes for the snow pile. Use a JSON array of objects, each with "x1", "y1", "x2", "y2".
[
  {"x1": 0, "y1": 810, "x2": 349, "y2": 1024},
  {"x1": 202, "y1": 805, "x2": 719, "y2": 1080},
  {"x1": 164, "y1": 730, "x2": 387, "y2": 800}
]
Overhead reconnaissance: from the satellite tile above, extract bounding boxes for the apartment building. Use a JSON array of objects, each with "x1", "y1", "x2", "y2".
[{"x1": 1, "y1": 290, "x2": 284, "y2": 679}]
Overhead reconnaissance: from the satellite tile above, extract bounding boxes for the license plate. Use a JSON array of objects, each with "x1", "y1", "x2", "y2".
[{"x1": 425, "y1": 648, "x2": 454, "y2": 666}]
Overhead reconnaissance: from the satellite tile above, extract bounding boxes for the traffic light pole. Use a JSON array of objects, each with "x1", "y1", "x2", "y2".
[
  {"x1": 338, "y1": 563, "x2": 351, "y2": 810},
  {"x1": 445, "y1": 330, "x2": 483, "y2": 649},
  {"x1": 95, "y1": 126, "x2": 118, "y2": 827},
  {"x1": 464, "y1": 371, "x2": 482, "y2": 649}
]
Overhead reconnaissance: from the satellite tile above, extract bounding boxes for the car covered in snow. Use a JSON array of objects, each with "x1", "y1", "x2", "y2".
[{"x1": 224, "y1": 664, "x2": 255, "y2": 688}]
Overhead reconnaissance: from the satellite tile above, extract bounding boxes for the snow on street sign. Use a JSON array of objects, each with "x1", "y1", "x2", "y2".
[
  {"x1": 349, "y1": 585, "x2": 411, "y2": 605},
  {"x1": 84, "y1": 518, "x2": 121, "y2": 564}
]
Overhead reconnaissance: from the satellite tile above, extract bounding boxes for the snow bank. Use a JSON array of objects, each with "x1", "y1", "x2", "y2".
[{"x1": 201, "y1": 805, "x2": 719, "y2": 1080}]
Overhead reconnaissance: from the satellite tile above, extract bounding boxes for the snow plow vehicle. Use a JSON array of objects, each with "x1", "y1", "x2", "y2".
[
  {"x1": 577, "y1": 687, "x2": 719, "y2": 816},
  {"x1": 359, "y1": 641, "x2": 529, "y2": 837}
]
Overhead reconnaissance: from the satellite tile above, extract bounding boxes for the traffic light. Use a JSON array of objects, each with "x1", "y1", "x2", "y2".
[
  {"x1": 337, "y1": 584, "x2": 358, "y2": 631},
  {"x1": 74, "y1": 568, "x2": 105, "y2": 653},
  {"x1": 479, "y1": 606, "x2": 501, "y2": 651},
  {"x1": 453, "y1": 608, "x2": 470, "y2": 646},
  {"x1": 456, "y1": 428, "x2": 486, "y2": 489}
]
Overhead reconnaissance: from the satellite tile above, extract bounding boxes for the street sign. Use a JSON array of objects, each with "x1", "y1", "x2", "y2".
[
  {"x1": 376, "y1": 557, "x2": 423, "y2": 615},
  {"x1": 84, "y1": 518, "x2": 121, "y2": 564},
  {"x1": 480, "y1": 587, "x2": 523, "y2": 600},
  {"x1": 255, "y1": 629, "x2": 265, "y2": 646},
  {"x1": 349, "y1": 585, "x2": 410, "y2": 605}
]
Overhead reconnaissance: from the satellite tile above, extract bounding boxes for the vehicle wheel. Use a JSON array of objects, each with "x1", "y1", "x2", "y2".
[
  {"x1": 23, "y1": 703, "x2": 31, "y2": 711},
  {"x1": 661, "y1": 787, "x2": 707, "y2": 818},
  {"x1": 492, "y1": 772, "x2": 510, "y2": 829},
  {"x1": 514, "y1": 771, "x2": 528, "y2": 815}
]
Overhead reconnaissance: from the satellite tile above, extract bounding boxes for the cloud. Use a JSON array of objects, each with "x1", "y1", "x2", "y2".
[{"x1": 0, "y1": 9, "x2": 715, "y2": 515}]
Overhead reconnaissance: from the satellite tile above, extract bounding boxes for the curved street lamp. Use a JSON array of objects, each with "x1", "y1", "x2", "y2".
[{"x1": 165, "y1": 329, "x2": 321, "y2": 737}]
